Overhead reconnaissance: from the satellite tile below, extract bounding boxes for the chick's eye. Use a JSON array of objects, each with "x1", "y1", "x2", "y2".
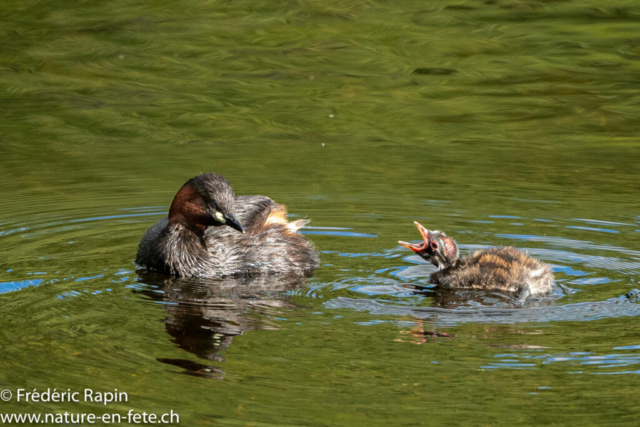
[{"x1": 430, "y1": 242, "x2": 439, "y2": 250}]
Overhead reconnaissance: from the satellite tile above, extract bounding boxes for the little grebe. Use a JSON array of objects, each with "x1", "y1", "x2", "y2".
[
  {"x1": 136, "y1": 173, "x2": 318, "y2": 278},
  {"x1": 399, "y1": 222, "x2": 553, "y2": 297}
]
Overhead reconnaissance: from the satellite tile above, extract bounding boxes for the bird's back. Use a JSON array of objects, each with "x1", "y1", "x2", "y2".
[
  {"x1": 204, "y1": 195, "x2": 318, "y2": 275},
  {"x1": 432, "y1": 247, "x2": 553, "y2": 296}
]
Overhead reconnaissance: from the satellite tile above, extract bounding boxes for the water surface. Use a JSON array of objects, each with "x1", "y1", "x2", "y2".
[{"x1": 2, "y1": 0, "x2": 640, "y2": 425}]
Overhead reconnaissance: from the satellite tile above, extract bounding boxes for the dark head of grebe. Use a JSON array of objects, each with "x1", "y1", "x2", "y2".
[{"x1": 168, "y1": 173, "x2": 244, "y2": 236}]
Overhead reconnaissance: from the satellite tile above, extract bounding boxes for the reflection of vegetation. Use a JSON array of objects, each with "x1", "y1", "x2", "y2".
[{"x1": 395, "y1": 318, "x2": 455, "y2": 345}]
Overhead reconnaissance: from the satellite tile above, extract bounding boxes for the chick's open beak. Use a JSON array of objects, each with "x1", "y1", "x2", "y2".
[{"x1": 398, "y1": 221, "x2": 430, "y2": 252}]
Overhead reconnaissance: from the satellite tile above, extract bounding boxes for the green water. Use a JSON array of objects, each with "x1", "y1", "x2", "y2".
[{"x1": 2, "y1": 0, "x2": 640, "y2": 425}]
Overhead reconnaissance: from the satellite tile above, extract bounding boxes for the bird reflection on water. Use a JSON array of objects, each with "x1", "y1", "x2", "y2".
[
  {"x1": 135, "y1": 271, "x2": 557, "y2": 378},
  {"x1": 136, "y1": 271, "x2": 309, "y2": 379},
  {"x1": 400, "y1": 282, "x2": 557, "y2": 310}
]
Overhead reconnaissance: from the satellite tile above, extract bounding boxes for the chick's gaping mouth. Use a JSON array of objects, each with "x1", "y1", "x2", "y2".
[
  {"x1": 398, "y1": 240, "x2": 428, "y2": 252},
  {"x1": 398, "y1": 221, "x2": 431, "y2": 253}
]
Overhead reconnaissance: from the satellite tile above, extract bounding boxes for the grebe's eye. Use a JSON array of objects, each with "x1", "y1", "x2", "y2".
[{"x1": 430, "y1": 242, "x2": 439, "y2": 250}]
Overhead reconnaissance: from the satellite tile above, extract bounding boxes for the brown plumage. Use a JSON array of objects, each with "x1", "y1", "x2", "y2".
[
  {"x1": 136, "y1": 173, "x2": 319, "y2": 278},
  {"x1": 399, "y1": 222, "x2": 554, "y2": 297}
]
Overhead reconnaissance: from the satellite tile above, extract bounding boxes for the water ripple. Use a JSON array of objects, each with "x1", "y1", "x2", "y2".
[
  {"x1": 324, "y1": 296, "x2": 640, "y2": 325},
  {"x1": 486, "y1": 347, "x2": 640, "y2": 375}
]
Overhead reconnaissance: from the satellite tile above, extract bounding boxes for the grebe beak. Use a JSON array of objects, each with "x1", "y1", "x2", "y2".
[
  {"x1": 398, "y1": 240, "x2": 424, "y2": 252},
  {"x1": 413, "y1": 221, "x2": 430, "y2": 242},
  {"x1": 224, "y1": 213, "x2": 245, "y2": 234},
  {"x1": 398, "y1": 221, "x2": 431, "y2": 252}
]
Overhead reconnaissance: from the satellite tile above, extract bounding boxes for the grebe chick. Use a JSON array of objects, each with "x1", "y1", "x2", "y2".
[
  {"x1": 399, "y1": 222, "x2": 553, "y2": 297},
  {"x1": 136, "y1": 173, "x2": 318, "y2": 278}
]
